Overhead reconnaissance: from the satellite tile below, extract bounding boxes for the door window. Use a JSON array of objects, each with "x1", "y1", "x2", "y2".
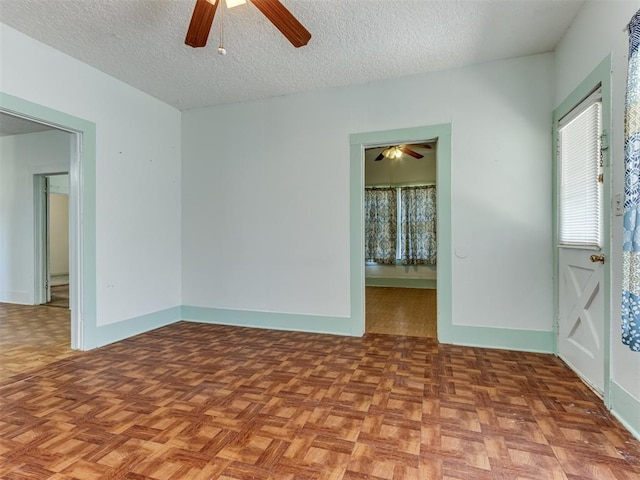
[{"x1": 558, "y1": 89, "x2": 603, "y2": 248}]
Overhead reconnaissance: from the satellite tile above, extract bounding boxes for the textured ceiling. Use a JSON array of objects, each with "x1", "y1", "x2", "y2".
[{"x1": 0, "y1": 0, "x2": 585, "y2": 111}]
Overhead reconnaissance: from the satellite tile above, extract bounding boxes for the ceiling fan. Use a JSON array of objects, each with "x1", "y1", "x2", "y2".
[
  {"x1": 374, "y1": 144, "x2": 431, "y2": 161},
  {"x1": 185, "y1": 0, "x2": 311, "y2": 49}
]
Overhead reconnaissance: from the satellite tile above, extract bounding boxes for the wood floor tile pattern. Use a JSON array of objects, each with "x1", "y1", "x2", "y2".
[
  {"x1": 2, "y1": 320, "x2": 640, "y2": 479},
  {"x1": 47, "y1": 285, "x2": 70, "y2": 309},
  {"x1": 366, "y1": 287, "x2": 437, "y2": 338},
  {"x1": 0, "y1": 303, "x2": 75, "y2": 381}
]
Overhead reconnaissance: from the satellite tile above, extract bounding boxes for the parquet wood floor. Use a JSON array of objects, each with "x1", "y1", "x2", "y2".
[
  {"x1": 0, "y1": 302, "x2": 75, "y2": 381},
  {"x1": 2, "y1": 319, "x2": 639, "y2": 479},
  {"x1": 47, "y1": 285, "x2": 70, "y2": 309},
  {"x1": 366, "y1": 287, "x2": 437, "y2": 338}
]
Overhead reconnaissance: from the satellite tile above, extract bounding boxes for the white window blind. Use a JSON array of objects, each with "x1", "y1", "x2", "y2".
[{"x1": 558, "y1": 92, "x2": 602, "y2": 248}]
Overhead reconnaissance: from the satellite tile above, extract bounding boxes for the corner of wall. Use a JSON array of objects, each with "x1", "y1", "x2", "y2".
[
  {"x1": 83, "y1": 306, "x2": 182, "y2": 350},
  {"x1": 610, "y1": 380, "x2": 640, "y2": 441}
]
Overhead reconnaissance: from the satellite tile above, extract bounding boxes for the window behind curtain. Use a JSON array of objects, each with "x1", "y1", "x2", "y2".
[
  {"x1": 365, "y1": 185, "x2": 437, "y2": 264},
  {"x1": 364, "y1": 188, "x2": 397, "y2": 264},
  {"x1": 400, "y1": 186, "x2": 437, "y2": 264}
]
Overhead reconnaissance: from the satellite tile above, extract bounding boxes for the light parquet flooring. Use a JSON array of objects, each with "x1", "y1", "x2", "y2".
[
  {"x1": 366, "y1": 287, "x2": 437, "y2": 338},
  {"x1": 0, "y1": 302, "x2": 76, "y2": 381},
  {"x1": 1, "y1": 318, "x2": 640, "y2": 479},
  {"x1": 47, "y1": 285, "x2": 70, "y2": 309}
]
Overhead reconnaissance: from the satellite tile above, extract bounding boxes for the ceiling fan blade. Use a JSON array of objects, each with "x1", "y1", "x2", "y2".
[
  {"x1": 185, "y1": 0, "x2": 219, "y2": 48},
  {"x1": 398, "y1": 146, "x2": 424, "y2": 159},
  {"x1": 374, "y1": 153, "x2": 385, "y2": 161},
  {"x1": 250, "y1": 0, "x2": 311, "y2": 47}
]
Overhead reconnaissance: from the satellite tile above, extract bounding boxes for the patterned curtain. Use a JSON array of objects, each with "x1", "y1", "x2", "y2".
[
  {"x1": 622, "y1": 9, "x2": 640, "y2": 352},
  {"x1": 400, "y1": 186, "x2": 437, "y2": 265},
  {"x1": 365, "y1": 188, "x2": 397, "y2": 264}
]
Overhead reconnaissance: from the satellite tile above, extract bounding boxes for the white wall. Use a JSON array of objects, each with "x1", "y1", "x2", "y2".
[
  {"x1": 0, "y1": 130, "x2": 71, "y2": 303},
  {"x1": 554, "y1": 0, "x2": 640, "y2": 417},
  {"x1": 182, "y1": 52, "x2": 554, "y2": 332},
  {"x1": 1, "y1": 24, "x2": 182, "y2": 327}
]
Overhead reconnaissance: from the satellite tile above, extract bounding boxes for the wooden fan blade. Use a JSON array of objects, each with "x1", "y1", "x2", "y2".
[
  {"x1": 398, "y1": 146, "x2": 424, "y2": 159},
  {"x1": 250, "y1": 0, "x2": 311, "y2": 47},
  {"x1": 185, "y1": 0, "x2": 219, "y2": 48},
  {"x1": 374, "y1": 153, "x2": 384, "y2": 161}
]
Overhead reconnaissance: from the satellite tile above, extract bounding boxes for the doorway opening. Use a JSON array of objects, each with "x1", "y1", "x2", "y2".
[
  {"x1": 552, "y1": 57, "x2": 611, "y2": 402},
  {"x1": 34, "y1": 173, "x2": 71, "y2": 309},
  {"x1": 349, "y1": 124, "x2": 452, "y2": 341},
  {"x1": 0, "y1": 108, "x2": 82, "y2": 350},
  {"x1": 364, "y1": 142, "x2": 437, "y2": 337}
]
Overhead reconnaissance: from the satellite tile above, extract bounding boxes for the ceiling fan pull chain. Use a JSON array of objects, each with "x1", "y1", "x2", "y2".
[{"x1": 218, "y1": 0, "x2": 227, "y2": 55}]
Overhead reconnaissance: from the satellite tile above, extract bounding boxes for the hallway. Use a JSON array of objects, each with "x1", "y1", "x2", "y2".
[{"x1": 365, "y1": 287, "x2": 437, "y2": 338}]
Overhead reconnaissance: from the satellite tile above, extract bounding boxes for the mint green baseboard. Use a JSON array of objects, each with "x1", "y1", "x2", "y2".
[
  {"x1": 81, "y1": 304, "x2": 554, "y2": 353},
  {"x1": 181, "y1": 306, "x2": 357, "y2": 336},
  {"x1": 365, "y1": 278, "x2": 436, "y2": 289},
  {"x1": 83, "y1": 306, "x2": 181, "y2": 350},
  {"x1": 182, "y1": 305, "x2": 553, "y2": 353},
  {"x1": 610, "y1": 381, "x2": 640, "y2": 441},
  {"x1": 83, "y1": 305, "x2": 554, "y2": 355},
  {"x1": 439, "y1": 324, "x2": 555, "y2": 353}
]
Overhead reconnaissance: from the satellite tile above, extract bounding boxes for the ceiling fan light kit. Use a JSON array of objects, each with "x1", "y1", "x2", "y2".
[
  {"x1": 383, "y1": 146, "x2": 403, "y2": 159},
  {"x1": 186, "y1": 0, "x2": 311, "y2": 52},
  {"x1": 374, "y1": 144, "x2": 430, "y2": 162},
  {"x1": 224, "y1": 0, "x2": 246, "y2": 8}
]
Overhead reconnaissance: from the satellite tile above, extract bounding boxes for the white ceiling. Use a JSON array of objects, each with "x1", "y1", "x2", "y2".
[
  {"x1": 0, "y1": 0, "x2": 585, "y2": 112},
  {"x1": 0, "y1": 112, "x2": 56, "y2": 137}
]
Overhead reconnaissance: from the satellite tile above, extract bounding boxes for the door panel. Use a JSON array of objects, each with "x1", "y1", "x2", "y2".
[
  {"x1": 556, "y1": 89, "x2": 605, "y2": 396},
  {"x1": 558, "y1": 248, "x2": 604, "y2": 394},
  {"x1": 45, "y1": 177, "x2": 51, "y2": 303}
]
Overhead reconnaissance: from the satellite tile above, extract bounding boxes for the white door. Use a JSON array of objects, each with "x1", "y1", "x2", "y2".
[
  {"x1": 557, "y1": 90, "x2": 606, "y2": 395},
  {"x1": 45, "y1": 176, "x2": 52, "y2": 303},
  {"x1": 34, "y1": 174, "x2": 51, "y2": 304},
  {"x1": 558, "y1": 248, "x2": 604, "y2": 394}
]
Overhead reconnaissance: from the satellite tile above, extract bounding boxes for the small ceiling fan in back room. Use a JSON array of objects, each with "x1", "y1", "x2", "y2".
[
  {"x1": 185, "y1": 0, "x2": 311, "y2": 52},
  {"x1": 374, "y1": 144, "x2": 432, "y2": 161}
]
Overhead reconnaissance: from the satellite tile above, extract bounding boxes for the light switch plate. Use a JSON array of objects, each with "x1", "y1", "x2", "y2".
[{"x1": 615, "y1": 193, "x2": 624, "y2": 216}]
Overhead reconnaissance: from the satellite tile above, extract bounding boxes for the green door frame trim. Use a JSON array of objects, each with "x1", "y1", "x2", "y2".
[
  {"x1": 352, "y1": 124, "x2": 554, "y2": 352},
  {"x1": 0, "y1": 92, "x2": 96, "y2": 350},
  {"x1": 350, "y1": 124, "x2": 453, "y2": 340},
  {"x1": 0, "y1": 93, "x2": 180, "y2": 350},
  {"x1": 551, "y1": 55, "x2": 612, "y2": 405}
]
